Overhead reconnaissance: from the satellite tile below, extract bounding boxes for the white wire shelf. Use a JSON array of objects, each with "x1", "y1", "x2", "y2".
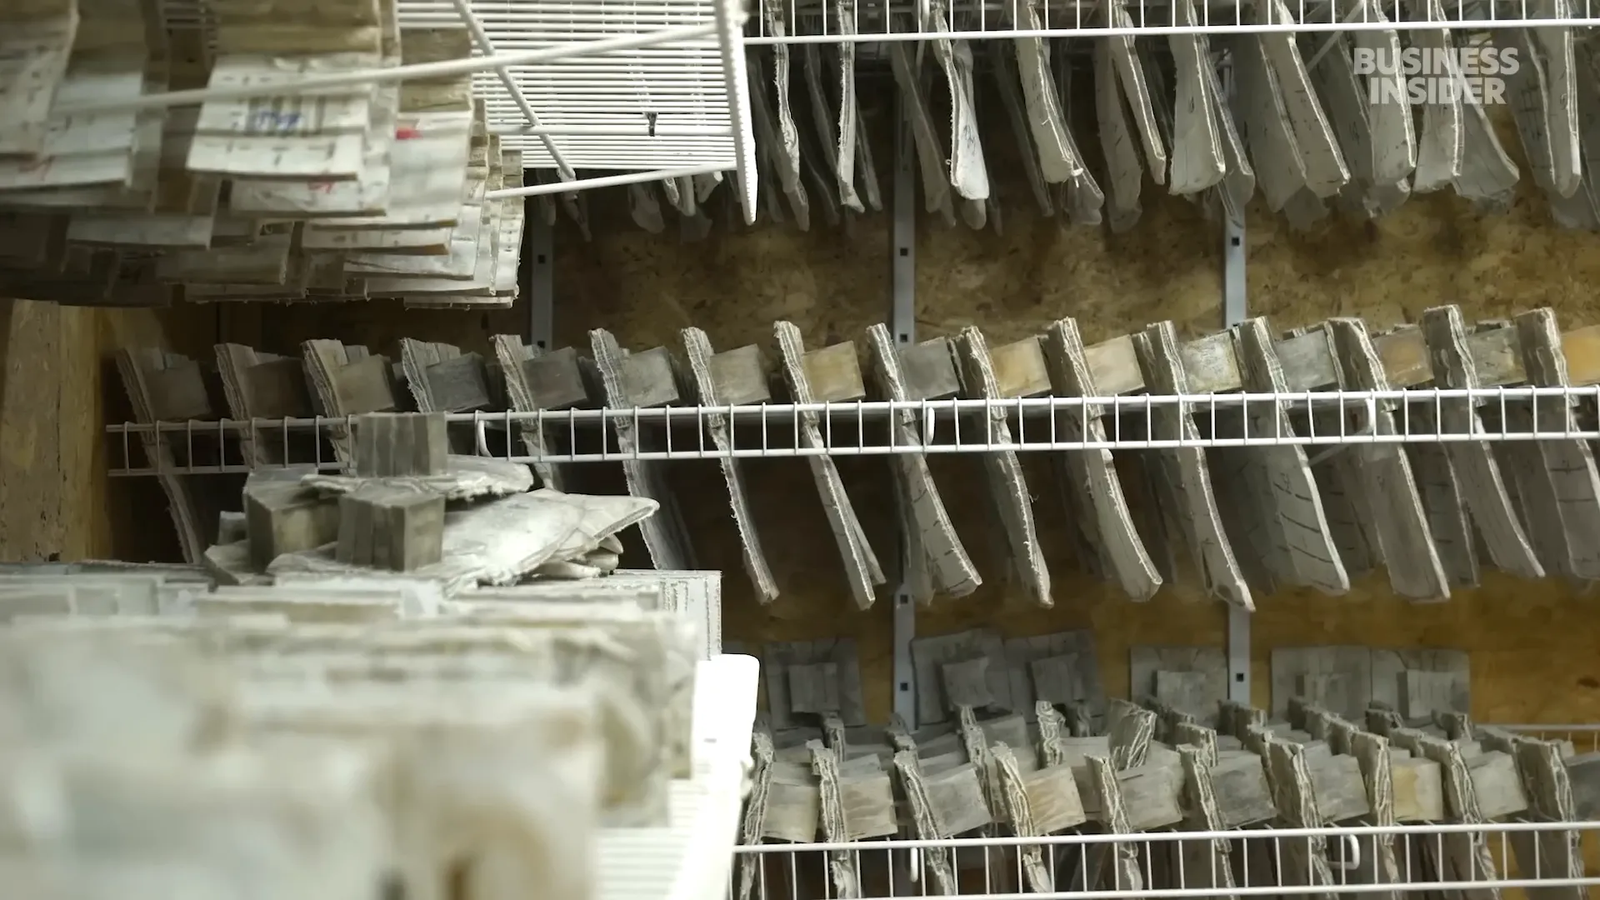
[
  {"x1": 743, "y1": 0, "x2": 1600, "y2": 41},
  {"x1": 729, "y1": 821, "x2": 1600, "y2": 900},
  {"x1": 105, "y1": 385, "x2": 1600, "y2": 475}
]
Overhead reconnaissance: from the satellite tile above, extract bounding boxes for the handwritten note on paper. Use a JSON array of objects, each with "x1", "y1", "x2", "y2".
[
  {"x1": 229, "y1": 85, "x2": 398, "y2": 215},
  {"x1": 187, "y1": 52, "x2": 377, "y2": 179},
  {"x1": 0, "y1": 14, "x2": 79, "y2": 157},
  {"x1": 302, "y1": 107, "x2": 473, "y2": 240}
]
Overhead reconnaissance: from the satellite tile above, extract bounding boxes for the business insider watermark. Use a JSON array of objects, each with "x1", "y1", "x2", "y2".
[{"x1": 1352, "y1": 46, "x2": 1519, "y2": 106}]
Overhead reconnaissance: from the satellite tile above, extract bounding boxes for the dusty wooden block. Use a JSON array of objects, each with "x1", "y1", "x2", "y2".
[
  {"x1": 1029, "y1": 654, "x2": 1083, "y2": 705},
  {"x1": 424, "y1": 353, "x2": 493, "y2": 411},
  {"x1": 1398, "y1": 669, "x2": 1466, "y2": 720},
  {"x1": 1211, "y1": 752, "x2": 1277, "y2": 826},
  {"x1": 1118, "y1": 761, "x2": 1186, "y2": 831},
  {"x1": 218, "y1": 510, "x2": 247, "y2": 544},
  {"x1": 1392, "y1": 756, "x2": 1445, "y2": 820},
  {"x1": 1152, "y1": 670, "x2": 1210, "y2": 719},
  {"x1": 1274, "y1": 329, "x2": 1339, "y2": 392},
  {"x1": 1374, "y1": 327, "x2": 1431, "y2": 388},
  {"x1": 1565, "y1": 751, "x2": 1600, "y2": 818},
  {"x1": 1084, "y1": 334, "x2": 1144, "y2": 395},
  {"x1": 336, "y1": 484, "x2": 447, "y2": 571},
  {"x1": 620, "y1": 346, "x2": 680, "y2": 408},
  {"x1": 1562, "y1": 324, "x2": 1600, "y2": 386},
  {"x1": 246, "y1": 358, "x2": 312, "y2": 418},
  {"x1": 898, "y1": 337, "x2": 961, "y2": 400},
  {"x1": 990, "y1": 336, "x2": 1051, "y2": 398},
  {"x1": 1309, "y1": 750, "x2": 1372, "y2": 821},
  {"x1": 1022, "y1": 764, "x2": 1087, "y2": 832},
  {"x1": 1468, "y1": 751, "x2": 1528, "y2": 819},
  {"x1": 353, "y1": 413, "x2": 448, "y2": 478},
  {"x1": 243, "y1": 482, "x2": 339, "y2": 569},
  {"x1": 801, "y1": 341, "x2": 866, "y2": 403},
  {"x1": 1180, "y1": 331, "x2": 1244, "y2": 394},
  {"x1": 708, "y1": 344, "x2": 772, "y2": 406},
  {"x1": 788, "y1": 661, "x2": 841, "y2": 714},
  {"x1": 940, "y1": 657, "x2": 995, "y2": 709},
  {"x1": 522, "y1": 347, "x2": 591, "y2": 411},
  {"x1": 147, "y1": 360, "x2": 213, "y2": 421},
  {"x1": 333, "y1": 355, "x2": 399, "y2": 414}
]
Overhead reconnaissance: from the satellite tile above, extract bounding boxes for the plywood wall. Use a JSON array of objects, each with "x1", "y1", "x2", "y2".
[
  {"x1": 0, "y1": 301, "x2": 224, "y2": 564},
  {"x1": 33, "y1": 108, "x2": 1600, "y2": 730}
]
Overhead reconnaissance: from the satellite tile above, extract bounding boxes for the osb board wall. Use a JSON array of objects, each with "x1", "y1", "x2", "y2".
[{"x1": 0, "y1": 300, "x2": 222, "y2": 565}]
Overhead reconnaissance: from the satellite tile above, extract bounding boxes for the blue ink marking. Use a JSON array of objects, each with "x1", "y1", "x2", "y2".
[{"x1": 253, "y1": 109, "x2": 301, "y2": 130}]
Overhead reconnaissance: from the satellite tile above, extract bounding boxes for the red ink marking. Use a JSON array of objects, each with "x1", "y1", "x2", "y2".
[
  {"x1": 310, "y1": 181, "x2": 336, "y2": 193},
  {"x1": 395, "y1": 126, "x2": 421, "y2": 140}
]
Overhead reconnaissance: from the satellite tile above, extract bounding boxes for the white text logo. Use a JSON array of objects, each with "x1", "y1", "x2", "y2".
[{"x1": 1351, "y1": 46, "x2": 1518, "y2": 106}]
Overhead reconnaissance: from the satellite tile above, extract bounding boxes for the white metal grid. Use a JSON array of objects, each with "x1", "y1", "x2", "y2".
[
  {"x1": 147, "y1": 0, "x2": 758, "y2": 211},
  {"x1": 728, "y1": 821, "x2": 1600, "y2": 900},
  {"x1": 104, "y1": 384, "x2": 1600, "y2": 475},
  {"x1": 743, "y1": 0, "x2": 1600, "y2": 41},
  {"x1": 399, "y1": 0, "x2": 742, "y2": 166}
]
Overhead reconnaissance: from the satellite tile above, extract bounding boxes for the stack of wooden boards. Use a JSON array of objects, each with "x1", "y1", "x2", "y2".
[
  {"x1": 0, "y1": 0, "x2": 524, "y2": 308},
  {"x1": 0, "y1": 562, "x2": 752, "y2": 900},
  {"x1": 118, "y1": 305, "x2": 1600, "y2": 606},
  {"x1": 735, "y1": 681, "x2": 1600, "y2": 899}
]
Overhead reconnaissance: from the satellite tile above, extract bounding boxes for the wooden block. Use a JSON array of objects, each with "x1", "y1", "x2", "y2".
[
  {"x1": 1398, "y1": 669, "x2": 1465, "y2": 720},
  {"x1": 991, "y1": 336, "x2": 1051, "y2": 398},
  {"x1": 763, "y1": 639, "x2": 868, "y2": 729},
  {"x1": 218, "y1": 510, "x2": 247, "y2": 544},
  {"x1": 1118, "y1": 761, "x2": 1186, "y2": 831},
  {"x1": 336, "y1": 484, "x2": 446, "y2": 571},
  {"x1": 352, "y1": 413, "x2": 448, "y2": 478},
  {"x1": 708, "y1": 344, "x2": 771, "y2": 406},
  {"x1": 243, "y1": 482, "x2": 339, "y2": 570},
  {"x1": 1561, "y1": 323, "x2": 1600, "y2": 386},
  {"x1": 1030, "y1": 654, "x2": 1084, "y2": 706},
  {"x1": 333, "y1": 355, "x2": 399, "y2": 414},
  {"x1": 1467, "y1": 750, "x2": 1528, "y2": 819},
  {"x1": 898, "y1": 337, "x2": 961, "y2": 400},
  {"x1": 1152, "y1": 670, "x2": 1210, "y2": 720},
  {"x1": 1462, "y1": 326, "x2": 1525, "y2": 386},
  {"x1": 1084, "y1": 334, "x2": 1144, "y2": 395},
  {"x1": 1211, "y1": 752, "x2": 1277, "y2": 826},
  {"x1": 909, "y1": 628, "x2": 1009, "y2": 725},
  {"x1": 147, "y1": 360, "x2": 213, "y2": 421},
  {"x1": 1374, "y1": 326, "x2": 1431, "y2": 387},
  {"x1": 1179, "y1": 331, "x2": 1243, "y2": 394},
  {"x1": 1022, "y1": 764, "x2": 1088, "y2": 833},
  {"x1": 1309, "y1": 751, "x2": 1371, "y2": 822},
  {"x1": 940, "y1": 657, "x2": 995, "y2": 709},
  {"x1": 802, "y1": 341, "x2": 866, "y2": 403},
  {"x1": 787, "y1": 661, "x2": 841, "y2": 714},
  {"x1": 619, "y1": 346, "x2": 680, "y2": 408},
  {"x1": 1392, "y1": 756, "x2": 1445, "y2": 820},
  {"x1": 1565, "y1": 751, "x2": 1600, "y2": 818},
  {"x1": 246, "y1": 358, "x2": 311, "y2": 418},
  {"x1": 1274, "y1": 329, "x2": 1340, "y2": 391},
  {"x1": 424, "y1": 353, "x2": 492, "y2": 412},
  {"x1": 522, "y1": 347, "x2": 591, "y2": 410}
]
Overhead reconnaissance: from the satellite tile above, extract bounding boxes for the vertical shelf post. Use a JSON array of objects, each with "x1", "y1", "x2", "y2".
[
  {"x1": 1224, "y1": 201, "x2": 1251, "y2": 706},
  {"x1": 891, "y1": 98, "x2": 918, "y2": 727},
  {"x1": 525, "y1": 200, "x2": 555, "y2": 350}
]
